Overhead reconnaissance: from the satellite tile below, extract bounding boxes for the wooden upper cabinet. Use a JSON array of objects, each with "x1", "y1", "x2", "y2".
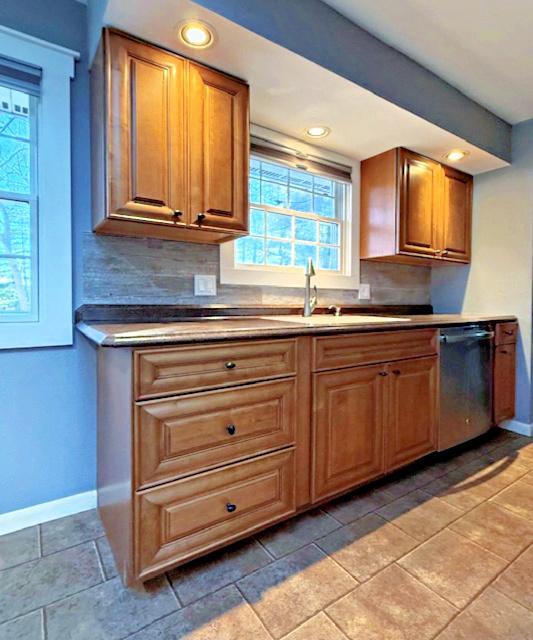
[
  {"x1": 398, "y1": 150, "x2": 440, "y2": 258},
  {"x1": 441, "y1": 165, "x2": 472, "y2": 262},
  {"x1": 105, "y1": 32, "x2": 187, "y2": 226},
  {"x1": 91, "y1": 29, "x2": 249, "y2": 243},
  {"x1": 360, "y1": 147, "x2": 473, "y2": 265},
  {"x1": 188, "y1": 63, "x2": 249, "y2": 233}
]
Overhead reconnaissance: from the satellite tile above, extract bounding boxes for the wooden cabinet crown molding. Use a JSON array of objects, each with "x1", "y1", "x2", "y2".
[
  {"x1": 91, "y1": 28, "x2": 249, "y2": 244},
  {"x1": 360, "y1": 147, "x2": 473, "y2": 265}
]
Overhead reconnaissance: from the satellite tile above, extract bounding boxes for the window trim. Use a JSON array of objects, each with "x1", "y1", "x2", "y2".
[
  {"x1": 221, "y1": 129, "x2": 360, "y2": 290},
  {"x1": 0, "y1": 26, "x2": 78, "y2": 349}
]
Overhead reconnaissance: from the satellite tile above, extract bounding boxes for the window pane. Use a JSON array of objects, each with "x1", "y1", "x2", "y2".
[
  {"x1": 313, "y1": 176, "x2": 334, "y2": 196},
  {"x1": 250, "y1": 157, "x2": 261, "y2": 178},
  {"x1": 0, "y1": 256, "x2": 32, "y2": 312},
  {"x1": 295, "y1": 217, "x2": 317, "y2": 242},
  {"x1": 319, "y1": 221, "x2": 339, "y2": 246},
  {"x1": 267, "y1": 212, "x2": 292, "y2": 239},
  {"x1": 0, "y1": 136, "x2": 30, "y2": 194},
  {"x1": 266, "y1": 240, "x2": 291, "y2": 266},
  {"x1": 289, "y1": 188, "x2": 313, "y2": 212},
  {"x1": 319, "y1": 246, "x2": 340, "y2": 271},
  {"x1": 0, "y1": 200, "x2": 31, "y2": 256},
  {"x1": 249, "y1": 208, "x2": 265, "y2": 235},
  {"x1": 235, "y1": 236, "x2": 265, "y2": 265},
  {"x1": 0, "y1": 111, "x2": 30, "y2": 139},
  {"x1": 262, "y1": 181, "x2": 288, "y2": 208},
  {"x1": 314, "y1": 194, "x2": 335, "y2": 218},
  {"x1": 290, "y1": 169, "x2": 312, "y2": 191},
  {"x1": 261, "y1": 161, "x2": 288, "y2": 184},
  {"x1": 249, "y1": 178, "x2": 260, "y2": 204},
  {"x1": 294, "y1": 243, "x2": 317, "y2": 267}
]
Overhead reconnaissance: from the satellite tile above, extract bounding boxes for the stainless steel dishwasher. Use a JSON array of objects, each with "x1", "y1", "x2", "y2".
[{"x1": 438, "y1": 324, "x2": 494, "y2": 451}]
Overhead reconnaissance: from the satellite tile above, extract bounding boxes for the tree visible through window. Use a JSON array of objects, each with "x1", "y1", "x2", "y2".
[
  {"x1": 0, "y1": 85, "x2": 37, "y2": 320},
  {"x1": 235, "y1": 156, "x2": 349, "y2": 272}
]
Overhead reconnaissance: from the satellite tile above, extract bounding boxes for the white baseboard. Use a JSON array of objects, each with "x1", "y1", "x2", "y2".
[
  {"x1": 500, "y1": 419, "x2": 533, "y2": 437},
  {"x1": 0, "y1": 490, "x2": 97, "y2": 536}
]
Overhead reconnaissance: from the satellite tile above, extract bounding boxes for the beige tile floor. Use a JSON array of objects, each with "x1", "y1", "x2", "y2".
[{"x1": 0, "y1": 428, "x2": 532, "y2": 639}]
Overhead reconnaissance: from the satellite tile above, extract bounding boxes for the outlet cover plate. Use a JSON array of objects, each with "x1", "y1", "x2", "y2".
[
  {"x1": 194, "y1": 275, "x2": 217, "y2": 296},
  {"x1": 358, "y1": 283, "x2": 371, "y2": 300}
]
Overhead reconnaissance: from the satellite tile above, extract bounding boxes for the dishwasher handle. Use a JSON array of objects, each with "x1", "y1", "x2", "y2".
[{"x1": 440, "y1": 330, "x2": 494, "y2": 344}]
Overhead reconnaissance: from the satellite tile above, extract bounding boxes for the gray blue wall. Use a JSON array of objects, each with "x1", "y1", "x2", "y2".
[
  {"x1": 0, "y1": 0, "x2": 97, "y2": 513},
  {"x1": 432, "y1": 119, "x2": 533, "y2": 426}
]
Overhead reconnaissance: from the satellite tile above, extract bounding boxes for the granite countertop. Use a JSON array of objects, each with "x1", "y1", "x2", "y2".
[{"x1": 77, "y1": 313, "x2": 517, "y2": 347}]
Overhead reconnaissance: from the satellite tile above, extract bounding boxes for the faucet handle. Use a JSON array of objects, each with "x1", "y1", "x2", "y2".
[{"x1": 328, "y1": 305, "x2": 342, "y2": 317}]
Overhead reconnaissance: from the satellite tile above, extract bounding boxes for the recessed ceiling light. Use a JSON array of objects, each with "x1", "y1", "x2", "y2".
[
  {"x1": 178, "y1": 20, "x2": 215, "y2": 49},
  {"x1": 444, "y1": 149, "x2": 469, "y2": 162},
  {"x1": 305, "y1": 126, "x2": 330, "y2": 138}
]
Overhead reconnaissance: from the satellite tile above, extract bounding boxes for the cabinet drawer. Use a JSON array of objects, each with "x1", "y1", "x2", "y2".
[
  {"x1": 135, "y1": 449, "x2": 296, "y2": 579},
  {"x1": 135, "y1": 339, "x2": 297, "y2": 399},
  {"x1": 313, "y1": 329, "x2": 438, "y2": 372},
  {"x1": 135, "y1": 379, "x2": 296, "y2": 488},
  {"x1": 495, "y1": 322, "x2": 518, "y2": 345}
]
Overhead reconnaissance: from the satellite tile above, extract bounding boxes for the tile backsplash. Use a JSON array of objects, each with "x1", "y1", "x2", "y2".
[{"x1": 83, "y1": 233, "x2": 430, "y2": 306}]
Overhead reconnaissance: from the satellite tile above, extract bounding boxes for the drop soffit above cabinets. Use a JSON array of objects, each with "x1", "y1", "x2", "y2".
[{"x1": 102, "y1": 0, "x2": 507, "y2": 175}]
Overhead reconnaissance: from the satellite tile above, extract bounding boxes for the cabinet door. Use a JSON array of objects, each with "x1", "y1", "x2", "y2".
[
  {"x1": 398, "y1": 149, "x2": 441, "y2": 257},
  {"x1": 313, "y1": 365, "x2": 385, "y2": 502},
  {"x1": 386, "y1": 356, "x2": 438, "y2": 471},
  {"x1": 494, "y1": 344, "x2": 516, "y2": 424},
  {"x1": 106, "y1": 32, "x2": 187, "y2": 225},
  {"x1": 440, "y1": 165, "x2": 472, "y2": 262},
  {"x1": 188, "y1": 63, "x2": 249, "y2": 233}
]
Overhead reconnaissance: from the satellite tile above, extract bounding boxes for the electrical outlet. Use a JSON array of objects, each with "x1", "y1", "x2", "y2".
[
  {"x1": 194, "y1": 275, "x2": 217, "y2": 296},
  {"x1": 358, "y1": 283, "x2": 371, "y2": 300}
]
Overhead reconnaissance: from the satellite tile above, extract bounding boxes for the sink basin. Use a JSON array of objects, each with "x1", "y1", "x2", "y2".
[{"x1": 263, "y1": 315, "x2": 411, "y2": 325}]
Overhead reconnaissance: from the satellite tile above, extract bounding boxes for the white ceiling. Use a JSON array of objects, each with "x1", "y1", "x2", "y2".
[
  {"x1": 103, "y1": 0, "x2": 507, "y2": 173},
  {"x1": 324, "y1": 0, "x2": 533, "y2": 125}
]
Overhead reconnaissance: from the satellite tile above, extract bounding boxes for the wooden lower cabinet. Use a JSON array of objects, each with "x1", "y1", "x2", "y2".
[
  {"x1": 494, "y1": 343, "x2": 516, "y2": 424},
  {"x1": 313, "y1": 365, "x2": 386, "y2": 501},
  {"x1": 96, "y1": 325, "x2": 515, "y2": 586},
  {"x1": 385, "y1": 356, "x2": 438, "y2": 471},
  {"x1": 135, "y1": 449, "x2": 295, "y2": 580}
]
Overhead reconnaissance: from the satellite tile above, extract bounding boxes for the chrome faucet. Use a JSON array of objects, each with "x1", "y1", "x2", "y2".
[{"x1": 303, "y1": 257, "x2": 318, "y2": 317}]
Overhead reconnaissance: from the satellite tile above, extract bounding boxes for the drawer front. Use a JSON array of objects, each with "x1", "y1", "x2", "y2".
[
  {"x1": 135, "y1": 339, "x2": 297, "y2": 399},
  {"x1": 135, "y1": 449, "x2": 296, "y2": 578},
  {"x1": 495, "y1": 322, "x2": 518, "y2": 345},
  {"x1": 135, "y1": 379, "x2": 296, "y2": 488},
  {"x1": 313, "y1": 329, "x2": 438, "y2": 372}
]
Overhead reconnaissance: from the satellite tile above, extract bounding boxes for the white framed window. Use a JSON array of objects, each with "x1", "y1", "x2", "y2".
[
  {"x1": 221, "y1": 129, "x2": 360, "y2": 289},
  {"x1": 0, "y1": 26, "x2": 78, "y2": 349}
]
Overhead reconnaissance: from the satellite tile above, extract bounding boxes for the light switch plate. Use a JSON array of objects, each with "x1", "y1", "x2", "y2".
[
  {"x1": 194, "y1": 275, "x2": 217, "y2": 296},
  {"x1": 358, "y1": 283, "x2": 371, "y2": 300}
]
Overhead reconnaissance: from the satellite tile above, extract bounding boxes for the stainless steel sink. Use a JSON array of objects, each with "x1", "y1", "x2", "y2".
[{"x1": 263, "y1": 315, "x2": 411, "y2": 326}]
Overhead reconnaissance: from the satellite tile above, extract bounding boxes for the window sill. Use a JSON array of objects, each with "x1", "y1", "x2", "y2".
[{"x1": 220, "y1": 263, "x2": 359, "y2": 290}]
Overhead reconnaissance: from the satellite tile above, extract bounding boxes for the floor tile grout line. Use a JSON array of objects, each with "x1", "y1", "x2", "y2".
[
  {"x1": 322, "y1": 609, "x2": 350, "y2": 639},
  {"x1": 40, "y1": 608, "x2": 47, "y2": 640},
  {"x1": 253, "y1": 535, "x2": 277, "y2": 560},
  {"x1": 92, "y1": 539, "x2": 107, "y2": 582},
  {"x1": 164, "y1": 572, "x2": 183, "y2": 609},
  {"x1": 233, "y1": 580, "x2": 278, "y2": 639},
  {"x1": 37, "y1": 524, "x2": 42, "y2": 558}
]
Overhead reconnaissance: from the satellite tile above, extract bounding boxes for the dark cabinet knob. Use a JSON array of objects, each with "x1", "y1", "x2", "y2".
[
  {"x1": 379, "y1": 371, "x2": 388, "y2": 376},
  {"x1": 225, "y1": 361, "x2": 236, "y2": 369},
  {"x1": 196, "y1": 213, "x2": 206, "y2": 223},
  {"x1": 172, "y1": 209, "x2": 183, "y2": 217},
  {"x1": 226, "y1": 503, "x2": 237, "y2": 513},
  {"x1": 226, "y1": 424, "x2": 236, "y2": 436},
  {"x1": 500, "y1": 349, "x2": 509, "y2": 354},
  {"x1": 392, "y1": 369, "x2": 401, "y2": 375},
  {"x1": 504, "y1": 330, "x2": 514, "y2": 336}
]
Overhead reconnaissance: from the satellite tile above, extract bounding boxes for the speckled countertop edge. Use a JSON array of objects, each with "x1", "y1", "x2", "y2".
[{"x1": 77, "y1": 313, "x2": 517, "y2": 347}]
